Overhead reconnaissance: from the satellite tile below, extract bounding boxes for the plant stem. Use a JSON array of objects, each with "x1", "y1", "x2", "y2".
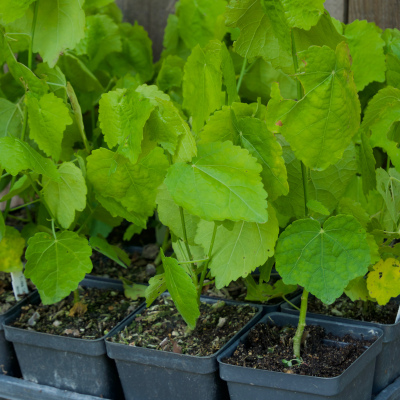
[
  {"x1": 293, "y1": 289, "x2": 309, "y2": 358},
  {"x1": 282, "y1": 295, "x2": 301, "y2": 312},
  {"x1": 8, "y1": 198, "x2": 40, "y2": 212},
  {"x1": 179, "y1": 207, "x2": 198, "y2": 286},
  {"x1": 28, "y1": 1, "x2": 39, "y2": 71},
  {"x1": 1, "y1": 173, "x2": 10, "y2": 180},
  {"x1": 154, "y1": 227, "x2": 171, "y2": 266},
  {"x1": 73, "y1": 289, "x2": 80, "y2": 304},
  {"x1": 301, "y1": 162, "x2": 309, "y2": 215},
  {"x1": 236, "y1": 56, "x2": 247, "y2": 93},
  {"x1": 291, "y1": 29, "x2": 303, "y2": 101},
  {"x1": 197, "y1": 222, "x2": 218, "y2": 300},
  {"x1": 51, "y1": 218, "x2": 57, "y2": 239}
]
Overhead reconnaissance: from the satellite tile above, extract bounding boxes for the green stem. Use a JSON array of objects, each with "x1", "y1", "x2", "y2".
[
  {"x1": 293, "y1": 289, "x2": 309, "y2": 358},
  {"x1": 51, "y1": 218, "x2": 57, "y2": 239},
  {"x1": 28, "y1": 1, "x2": 39, "y2": 71},
  {"x1": 236, "y1": 56, "x2": 248, "y2": 93},
  {"x1": 197, "y1": 222, "x2": 218, "y2": 300},
  {"x1": 154, "y1": 228, "x2": 171, "y2": 266},
  {"x1": 3, "y1": 176, "x2": 16, "y2": 219},
  {"x1": 282, "y1": 295, "x2": 301, "y2": 312},
  {"x1": 301, "y1": 162, "x2": 309, "y2": 216},
  {"x1": 73, "y1": 289, "x2": 80, "y2": 304},
  {"x1": 6, "y1": 215, "x2": 29, "y2": 222},
  {"x1": 179, "y1": 258, "x2": 209, "y2": 264},
  {"x1": 1, "y1": 173, "x2": 10, "y2": 180},
  {"x1": 8, "y1": 198, "x2": 40, "y2": 212},
  {"x1": 291, "y1": 29, "x2": 303, "y2": 101}
]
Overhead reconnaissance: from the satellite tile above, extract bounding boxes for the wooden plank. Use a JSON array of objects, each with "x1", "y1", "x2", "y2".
[
  {"x1": 348, "y1": 0, "x2": 400, "y2": 28},
  {"x1": 325, "y1": 0, "x2": 346, "y2": 22},
  {"x1": 116, "y1": 0, "x2": 178, "y2": 60}
]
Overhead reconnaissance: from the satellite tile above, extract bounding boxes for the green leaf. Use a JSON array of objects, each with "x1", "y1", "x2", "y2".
[
  {"x1": 33, "y1": 0, "x2": 86, "y2": 67},
  {"x1": 245, "y1": 276, "x2": 297, "y2": 302},
  {"x1": 376, "y1": 168, "x2": 400, "y2": 227},
  {"x1": 25, "y1": 231, "x2": 93, "y2": 305},
  {"x1": 344, "y1": 276, "x2": 370, "y2": 302},
  {"x1": 156, "y1": 183, "x2": 200, "y2": 245},
  {"x1": 43, "y1": 162, "x2": 87, "y2": 229},
  {"x1": 182, "y1": 41, "x2": 224, "y2": 133},
  {"x1": 226, "y1": 0, "x2": 293, "y2": 73},
  {"x1": 57, "y1": 53, "x2": 104, "y2": 93},
  {"x1": 0, "y1": 226, "x2": 25, "y2": 273},
  {"x1": 122, "y1": 278, "x2": 146, "y2": 300},
  {"x1": 0, "y1": 0, "x2": 36, "y2": 24},
  {"x1": 90, "y1": 236, "x2": 130, "y2": 268},
  {"x1": 177, "y1": 0, "x2": 227, "y2": 49},
  {"x1": 280, "y1": 0, "x2": 325, "y2": 30},
  {"x1": 0, "y1": 137, "x2": 59, "y2": 179},
  {"x1": 306, "y1": 199, "x2": 329, "y2": 215},
  {"x1": 98, "y1": 88, "x2": 154, "y2": 163},
  {"x1": 367, "y1": 258, "x2": 400, "y2": 305},
  {"x1": 145, "y1": 274, "x2": 167, "y2": 307},
  {"x1": 0, "y1": 174, "x2": 36, "y2": 201},
  {"x1": 26, "y1": 92, "x2": 72, "y2": 160},
  {"x1": 361, "y1": 86, "x2": 400, "y2": 149},
  {"x1": 165, "y1": 141, "x2": 268, "y2": 223},
  {"x1": 161, "y1": 249, "x2": 199, "y2": 328},
  {"x1": 0, "y1": 212, "x2": 4, "y2": 243},
  {"x1": 386, "y1": 53, "x2": 400, "y2": 88},
  {"x1": 87, "y1": 147, "x2": 168, "y2": 227},
  {"x1": 343, "y1": 20, "x2": 386, "y2": 92},
  {"x1": 267, "y1": 42, "x2": 361, "y2": 170},
  {"x1": 156, "y1": 55, "x2": 185, "y2": 92},
  {"x1": 117, "y1": 22, "x2": 154, "y2": 82},
  {"x1": 337, "y1": 198, "x2": 370, "y2": 228},
  {"x1": 0, "y1": 98, "x2": 23, "y2": 138},
  {"x1": 75, "y1": 14, "x2": 121, "y2": 70},
  {"x1": 123, "y1": 224, "x2": 143, "y2": 241},
  {"x1": 358, "y1": 132, "x2": 377, "y2": 195},
  {"x1": 35, "y1": 63, "x2": 67, "y2": 100},
  {"x1": 275, "y1": 215, "x2": 371, "y2": 304},
  {"x1": 195, "y1": 205, "x2": 279, "y2": 288}
]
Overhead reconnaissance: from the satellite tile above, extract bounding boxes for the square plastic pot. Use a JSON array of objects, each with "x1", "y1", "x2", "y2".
[
  {"x1": 282, "y1": 294, "x2": 400, "y2": 394},
  {"x1": 4, "y1": 277, "x2": 146, "y2": 399},
  {"x1": 0, "y1": 290, "x2": 37, "y2": 377},
  {"x1": 373, "y1": 377, "x2": 400, "y2": 400},
  {"x1": 218, "y1": 312, "x2": 383, "y2": 400},
  {"x1": 0, "y1": 374, "x2": 110, "y2": 400},
  {"x1": 106, "y1": 296, "x2": 263, "y2": 400}
]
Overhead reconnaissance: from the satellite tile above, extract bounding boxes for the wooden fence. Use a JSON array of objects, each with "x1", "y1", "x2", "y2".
[{"x1": 116, "y1": 0, "x2": 398, "y2": 59}]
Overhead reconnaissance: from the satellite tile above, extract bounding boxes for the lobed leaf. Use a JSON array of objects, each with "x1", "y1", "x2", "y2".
[{"x1": 0, "y1": 226, "x2": 25, "y2": 273}]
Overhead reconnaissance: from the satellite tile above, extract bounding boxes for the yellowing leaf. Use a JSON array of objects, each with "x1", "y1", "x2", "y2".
[
  {"x1": 0, "y1": 226, "x2": 25, "y2": 273},
  {"x1": 367, "y1": 258, "x2": 400, "y2": 305}
]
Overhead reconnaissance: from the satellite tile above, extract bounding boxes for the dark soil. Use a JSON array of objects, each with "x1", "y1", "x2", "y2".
[
  {"x1": 107, "y1": 220, "x2": 156, "y2": 245},
  {"x1": 90, "y1": 244, "x2": 159, "y2": 283},
  {"x1": 11, "y1": 285, "x2": 144, "y2": 339},
  {"x1": 224, "y1": 323, "x2": 374, "y2": 378},
  {"x1": 109, "y1": 296, "x2": 257, "y2": 356},
  {"x1": 0, "y1": 272, "x2": 34, "y2": 315},
  {"x1": 307, "y1": 295, "x2": 398, "y2": 325}
]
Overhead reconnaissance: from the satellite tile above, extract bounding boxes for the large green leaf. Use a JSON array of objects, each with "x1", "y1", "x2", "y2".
[
  {"x1": 43, "y1": 162, "x2": 87, "y2": 229},
  {"x1": 199, "y1": 109, "x2": 288, "y2": 201},
  {"x1": 35, "y1": 63, "x2": 67, "y2": 100},
  {"x1": 25, "y1": 231, "x2": 92, "y2": 304},
  {"x1": 0, "y1": 98, "x2": 23, "y2": 138},
  {"x1": 182, "y1": 41, "x2": 224, "y2": 133},
  {"x1": 165, "y1": 141, "x2": 268, "y2": 223},
  {"x1": 75, "y1": 14, "x2": 121, "y2": 70},
  {"x1": 145, "y1": 274, "x2": 167, "y2": 307},
  {"x1": 376, "y1": 168, "x2": 400, "y2": 227},
  {"x1": 225, "y1": 0, "x2": 293, "y2": 73},
  {"x1": 156, "y1": 183, "x2": 200, "y2": 245},
  {"x1": 161, "y1": 249, "x2": 199, "y2": 328},
  {"x1": 267, "y1": 42, "x2": 360, "y2": 170},
  {"x1": 177, "y1": 0, "x2": 227, "y2": 49},
  {"x1": 87, "y1": 147, "x2": 168, "y2": 227},
  {"x1": 90, "y1": 236, "x2": 130, "y2": 268},
  {"x1": 275, "y1": 215, "x2": 371, "y2": 304},
  {"x1": 26, "y1": 92, "x2": 72, "y2": 160},
  {"x1": 0, "y1": 0, "x2": 36, "y2": 24},
  {"x1": 33, "y1": 0, "x2": 86, "y2": 67},
  {"x1": 156, "y1": 55, "x2": 185, "y2": 92},
  {"x1": 0, "y1": 226, "x2": 25, "y2": 273},
  {"x1": 0, "y1": 137, "x2": 59, "y2": 179},
  {"x1": 343, "y1": 20, "x2": 386, "y2": 92},
  {"x1": 195, "y1": 204, "x2": 279, "y2": 288},
  {"x1": 280, "y1": 0, "x2": 325, "y2": 30},
  {"x1": 98, "y1": 88, "x2": 154, "y2": 163}
]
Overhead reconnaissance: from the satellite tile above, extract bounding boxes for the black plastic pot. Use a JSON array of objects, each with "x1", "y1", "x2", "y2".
[
  {"x1": 4, "y1": 277, "x2": 146, "y2": 399},
  {"x1": 0, "y1": 374, "x2": 110, "y2": 400},
  {"x1": 282, "y1": 294, "x2": 400, "y2": 394},
  {"x1": 374, "y1": 377, "x2": 400, "y2": 400},
  {"x1": 0, "y1": 290, "x2": 37, "y2": 377},
  {"x1": 218, "y1": 312, "x2": 383, "y2": 400},
  {"x1": 106, "y1": 296, "x2": 263, "y2": 400}
]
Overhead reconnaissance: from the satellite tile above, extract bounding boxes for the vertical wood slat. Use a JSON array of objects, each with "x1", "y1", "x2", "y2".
[
  {"x1": 116, "y1": 0, "x2": 178, "y2": 60},
  {"x1": 324, "y1": 0, "x2": 346, "y2": 22},
  {"x1": 348, "y1": 0, "x2": 400, "y2": 28}
]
